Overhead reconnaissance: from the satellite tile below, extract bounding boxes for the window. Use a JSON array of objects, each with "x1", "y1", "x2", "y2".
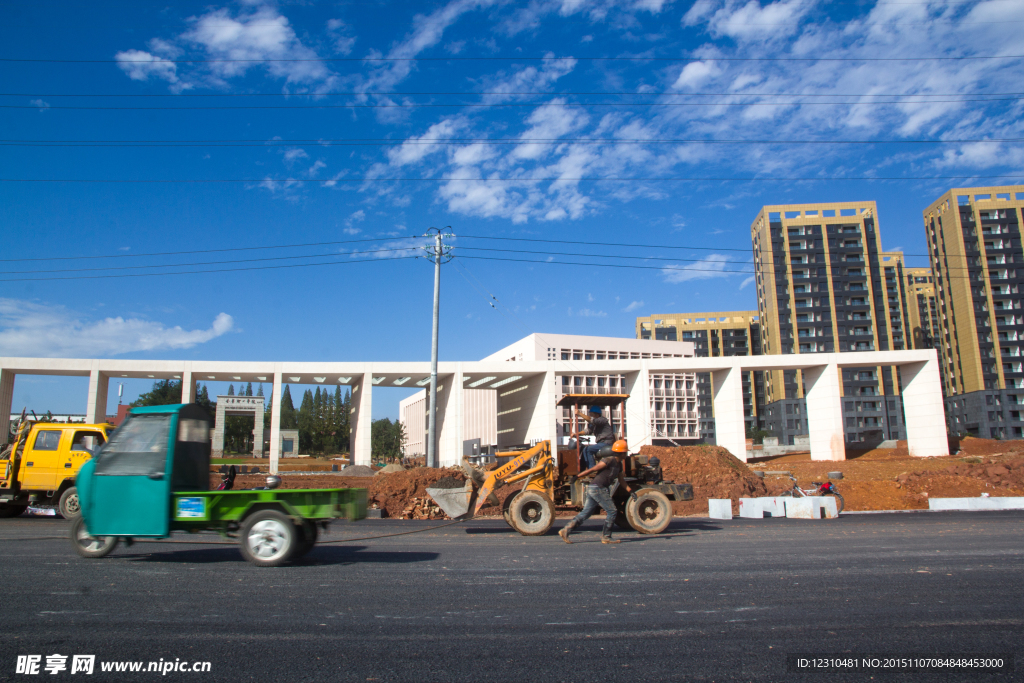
[
  {"x1": 283, "y1": 439, "x2": 294, "y2": 454},
  {"x1": 32, "y1": 430, "x2": 62, "y2": 451},
  {"x1": 93, "y1": 414, "x2": 172, "y2": 477},
  {"x1": 71, "y1": 430, "x2": 106, "y2": 452}
]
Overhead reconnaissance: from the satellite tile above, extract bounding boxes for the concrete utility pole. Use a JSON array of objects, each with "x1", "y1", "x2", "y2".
[{"x1": 424, "y1": 227, "x2": 452, "y2": 468}]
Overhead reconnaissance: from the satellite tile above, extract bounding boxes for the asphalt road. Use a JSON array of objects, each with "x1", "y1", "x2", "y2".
[{"x1": 0, "y1": 511, "x2": 1021, "y2": 683}]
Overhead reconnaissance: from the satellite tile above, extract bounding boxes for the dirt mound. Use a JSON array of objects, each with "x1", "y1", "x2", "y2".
[
  {"x1": 341, "y1": 465, "x2": 375, "y2": 477},
  {"x1": 639, "y1": 444, "x2": 767, "y2": 515},
  {"x1": 430, "y1": 476, "x2": 465, "y2": 489},
  {"x1": 375, "y1": 464, "x2": 406, "y2": 475},
  {"x1": 367, "y1": 467, "x2": 467, "y2": 519}
]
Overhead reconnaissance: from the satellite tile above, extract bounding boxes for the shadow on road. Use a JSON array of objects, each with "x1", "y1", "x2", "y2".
[{"x1": 120, "y1": 543, "x2": 440, "y2": 566}]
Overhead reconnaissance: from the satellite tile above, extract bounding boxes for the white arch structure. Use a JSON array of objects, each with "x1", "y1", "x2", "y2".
[{"x1": 0, "y1": 349, "x2": 947, "y2": 472}]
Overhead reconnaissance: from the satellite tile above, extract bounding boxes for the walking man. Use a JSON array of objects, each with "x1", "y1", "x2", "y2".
[
  {"x1": 572, "y1": 405, "x2": 616, "y2": 470},
  {"x1": 559, "y1": 439, "x2": 631, "y2": 545}
]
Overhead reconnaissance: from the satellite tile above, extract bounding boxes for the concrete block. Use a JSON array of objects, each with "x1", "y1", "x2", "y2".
[
  {"x1": 928, "y1": 497, "x2": 1024, "y2": 511},
  {"x1": 784, "y1": 498, "x2": 818, "y2": 519},
  {"x1": 739, "y1": 497, "x2": 787, "y2": 518},
  {"x1": 708, "y1": 499, "x2": 733, "y2": 519},
  {"x1": 762, "y1": 437, "x2": 779, "y2": 447},
  {"x1": 794, "y1": 435, "x2": 810, "y2": 448},
  {"x1": 816, "y1": 496, "x2": 839, "y2": 519},
  {"x1": 877, "y1": 440, "x2": 898, "y2": 449}
]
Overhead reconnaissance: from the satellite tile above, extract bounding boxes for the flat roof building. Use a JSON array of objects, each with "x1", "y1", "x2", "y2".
[
  {"x1": 923, "y1": 185, "x2": 1024, "y2": 438},
  {"x1": 636, "y1": 311, "x2": 763, "y2": 441},
  {"x1": 751, "y1": 201, "x2": 910, "y2": 445}
]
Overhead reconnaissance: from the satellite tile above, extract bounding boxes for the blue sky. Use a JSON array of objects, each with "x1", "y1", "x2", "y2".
[{"x1": 2, "y1": 0, "x2": 1023, "y2": 419}]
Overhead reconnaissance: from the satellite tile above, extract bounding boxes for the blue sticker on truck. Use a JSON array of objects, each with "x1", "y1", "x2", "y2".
[{"x1": 176, "y1": 497, "x2": 205, "y2": 518}]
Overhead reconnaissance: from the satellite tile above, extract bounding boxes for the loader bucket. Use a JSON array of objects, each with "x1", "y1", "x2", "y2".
[{"x1": 426, "y1": 481, "x2": 476, "y2": 520}]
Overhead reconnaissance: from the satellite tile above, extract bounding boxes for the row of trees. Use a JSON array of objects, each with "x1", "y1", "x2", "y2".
[{"x1": 130, "y1": 380, "x2": 353, "y2": 455}]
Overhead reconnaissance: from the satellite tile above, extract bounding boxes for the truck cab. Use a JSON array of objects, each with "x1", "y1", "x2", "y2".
[{"x1": 0, "y1": 421, "x2": 112, "y2": 519}]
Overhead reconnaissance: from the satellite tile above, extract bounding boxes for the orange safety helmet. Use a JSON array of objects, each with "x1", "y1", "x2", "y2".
[{"x1": 611, "y1": 439, "x2": 628, "y2": 453}]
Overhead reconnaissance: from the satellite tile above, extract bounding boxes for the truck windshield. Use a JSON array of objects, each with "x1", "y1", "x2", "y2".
[{"x1": 93, "y1": 414, "x2": 171, "y2": 477}]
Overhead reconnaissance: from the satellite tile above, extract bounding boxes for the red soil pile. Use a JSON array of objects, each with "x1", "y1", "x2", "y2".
[{"x1": 639, "y1": 444, "x2": 767, "y2": 515}]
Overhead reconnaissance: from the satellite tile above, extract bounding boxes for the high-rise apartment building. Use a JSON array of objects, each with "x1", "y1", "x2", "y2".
[
  {"x1": 905, "y1": 267, "x2": 940, "y2": 351},
  {"x1": 923, "y1": 185, "x2": 1024, "y2": 438},
  {"x1": 750, "y1": 201, "x2": 909, "y2": 445},
  {"x1": 636, "y1": 311, "x2": 763, "y2": 441}
]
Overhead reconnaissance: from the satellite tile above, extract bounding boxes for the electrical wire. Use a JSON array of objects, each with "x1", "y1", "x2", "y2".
[
  {"x1": 3, "y1": 174, "x2": 1022, "y2": 183},
  {"x1": 5, "y1": 96, "x2": 1023, "y2": 110},
  {"x1": 6, "y1": 90, "x2": 1024, "y2": 98},
  {"x1": 0, "y1": 254, "x2": 421, "y2": 283},
  {"x1": 5, "y1": 54, "x2": 1022, "y2": 63},
  {"x1": 5, "y1": 137, "x2": 1022, "y2": 148}
]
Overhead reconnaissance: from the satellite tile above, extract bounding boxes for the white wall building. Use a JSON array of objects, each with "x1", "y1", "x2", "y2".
[
  {"x1": 400, "y1": 333, "x2": 699, "y2": 456},
  {"x1": 1, "y1": 346, "x2": 949, "y2": 472}
]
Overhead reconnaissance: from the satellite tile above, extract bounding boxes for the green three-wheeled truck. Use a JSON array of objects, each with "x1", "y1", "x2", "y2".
[{"x1": 71, "y1": 403, "x2": 366, "y2": 567}]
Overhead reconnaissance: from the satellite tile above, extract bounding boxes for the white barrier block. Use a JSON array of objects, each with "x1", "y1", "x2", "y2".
[
  {"x1": 928, "y1": 497, "x2": 1024, "y2": 511},
  {"x1": 815, "y1": 496, "x2": 839, "y2": 519},
  {"x1": 784, "y1": 498, "x2": 818, "y2": 519},
  {"x1": 708, "y1": 499, "x2": 733, "y2": 519},
  {"x1": 738, "y1": 497, "x2": 787, "y2": 518},
  {"x1": 738, "y1": 498, "x2": 763, "y2": 518}
]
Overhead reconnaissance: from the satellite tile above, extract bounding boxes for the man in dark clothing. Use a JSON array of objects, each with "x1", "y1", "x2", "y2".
[
  {"x1": 572, "y1": 405, "x2": 616, "y2": 470},
  {"x1": 559, "y1": 439, "x2": 631, "y2": 545}
]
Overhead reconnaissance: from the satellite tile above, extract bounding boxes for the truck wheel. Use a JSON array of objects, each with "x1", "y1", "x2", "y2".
[
  {"x1": 508, "y1": 491, "x2": 554, "y2": 536},
  {"x1": 59, "y1": 487, "x2": 81, "y2": 520},
  {"x1": 0, "y1": 503, "x2": 27, "y2": 518},
  {"x1": 70, "y1": 517, "x2": 118, "y2": 558},
  {"x1": 626, "y1": 489, "x2": 672, "y2": 534},
  {"x1": 293, "y1": 519, "x2": 318, "y2": 559},
  {"x1": 240, "y1": 510, "x2": 297, "y2": 567}
]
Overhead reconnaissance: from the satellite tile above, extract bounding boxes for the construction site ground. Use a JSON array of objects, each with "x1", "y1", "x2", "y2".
[{"x1": 213, "y1": 436, "x2": 1024, "y2": 519}]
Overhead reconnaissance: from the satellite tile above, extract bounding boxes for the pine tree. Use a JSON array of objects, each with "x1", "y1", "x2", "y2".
[
  {"x1": 280, "y1": 385, "x2": 297, "y2": 429},
  {"x1": 245, "y1": 382, "x2": 253, "y2": 397},
  {"x1": 298, "y1": 389, "x2": 314, "y2": 452},
  {"x1": 256, "y1": 383, "x2": 264, "y2": 397},
  {"x1": 227, "y1": 384, "x2": 235, "y2": 396}
]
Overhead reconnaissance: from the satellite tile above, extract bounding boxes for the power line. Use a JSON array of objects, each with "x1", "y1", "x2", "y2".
[
  {"x1": 3, "y1": 175, "x2": 1021, "y2": 183},
  {"x1": 0, "y1": 254, "x2": 420, "y2": 282},
  {"x1": 5, "y1": 137, "x2": 1020, "y2": 147},
  {"x1": 6, "y1": 96, "x2": 1022, "y2": 110},
  {"x1": 7, "y1": 90, "x2": 1023, "y2": 98},
  {"x1": 0, "y1": 235, "x2": 419, "y2": 262},
  {"x1": 4, "y1": 54, "x2": 1022, "y2": 63}
]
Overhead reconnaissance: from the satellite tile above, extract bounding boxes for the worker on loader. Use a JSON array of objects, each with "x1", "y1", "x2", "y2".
[
  {"x1": 559, "y1": 439, "x2": 630, "y2": 545},
  {"x1": 572, "y1": 405, "x2": 615, "y2": 470}
]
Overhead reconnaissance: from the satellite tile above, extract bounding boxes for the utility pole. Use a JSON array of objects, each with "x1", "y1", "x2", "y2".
[{"x1": 423, "y1": 227, "x2": 453, "y2": 468}]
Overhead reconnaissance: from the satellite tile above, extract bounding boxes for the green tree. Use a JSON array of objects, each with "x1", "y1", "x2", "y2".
[
  {"x1": 196, "y1": 384, "x2": 213, "y2": 413},
  {"x1": 256, "y1": 383, "x2": 264, "y2": 397},
  {"x1": 298, "y1": 389, "x2": 314, "y2": 452},
  {"x1": 131, "y1": 379, "x2": 182, "y2": 407},
  {"x1": 279, "y1": 385, "x2": 298, "y2": 429},
  {"x1": 371, "y1": 418, "x2": 406, "y2": 464},
  {"x1": 227, "y1": 384, "x2": 235, "y2": 396},
  {"x1": 245, "y1": 382, "x2": 253, "y2": 397}
]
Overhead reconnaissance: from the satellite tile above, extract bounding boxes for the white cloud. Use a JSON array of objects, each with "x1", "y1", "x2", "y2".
[
  {"x1": 307, "y1": 160, "x2": 326, "y2": 177},
  {"x1": 30, "y1": 99, "x2": 49, "y2": 111},
  {"x1": 623, "y1": 300, "x2": 645, "y2": 312},
  {"x1": 0, "y1": 300, "x2": 233, "y2": 357},
  {"x1": 575, "y1": 308, "x2": 607, "y2": 317},
  {"x1": 115, "y1": 49, "x2": 179, "y2": 83},
  {"x1": 283, "y1": 148, "x2": 309, "y2": 163},
  {"x1": 671, "y1": 61, "x2": 718, "y2": 90},
  {"x1": 685, "y1": 0, "x2": 815, "y2": 42},
  {"x1": 661, "y1": 254, "x2": 734, "y2": 283},
  {"x1": 343, "y1": 209, "x2": 366, "y2": 234},
  {"x1": 739, "y1": 276, "x2": 755, "y2": 290}
]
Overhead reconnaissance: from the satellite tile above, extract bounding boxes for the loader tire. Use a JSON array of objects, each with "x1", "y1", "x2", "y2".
[
  {"x1": 626, "y1": 488, "x2": 672, "y2": 534},
  {"x1": 501, "y1": 494, "x2": 515, "y2": 529},
  {"x1": 508, "y1": 491, "x2": 554, "y2": 536},
  {"x1": 59, "y1": 487, "x2": 81, "y2": 520}
]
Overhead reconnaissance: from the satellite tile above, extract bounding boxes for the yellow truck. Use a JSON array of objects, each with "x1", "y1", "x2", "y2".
[{"x1": 0, "y1": 419, "x2": 113, "y2": 519}]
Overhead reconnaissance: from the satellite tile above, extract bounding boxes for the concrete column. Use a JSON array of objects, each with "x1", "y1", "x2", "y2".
[
  {"x1": 623, "y1": 361, "x2": 652, "y2": 451},
  {"x1": 437, "y1": 365, "x2": 463, "y2": 467},
  {"x1": 85, "y1": 364, "x2": 109, "y2": 424},
  {"x1": 524, "y1": 370, "x2": 558, "y2": 448},
  {"x1": 0, "y1": 369, "x2": 15, "y2": 446},
  {"x1": 350, "y1": 373, "x2": 373, "y2": 466},
  {"x1": 181, "y1": 363, "x2": 196, "y2": 403},
  {"x1": 212, "y1": 400, "x2": 226, "y2": 457},
  {"x1": 900, "y1": 356, "x2": 950, "y2": 457},
  {"x1": 711, "y1": 364, "x2": 746, "y2": 461},
  {"x1": 269, "y1": 370, "x2": 282, "y2": 474},
  {"x1": 253, "y1": 400, "x2": 265, "y2": 458},
  {"x1": 804, "y1": 361, "x2": 846, "y2": 461}
]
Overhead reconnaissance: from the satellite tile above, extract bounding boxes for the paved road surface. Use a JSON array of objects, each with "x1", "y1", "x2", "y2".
[{"x1": 0, "y1": 512, "x2": 1021, "y2": 682}]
